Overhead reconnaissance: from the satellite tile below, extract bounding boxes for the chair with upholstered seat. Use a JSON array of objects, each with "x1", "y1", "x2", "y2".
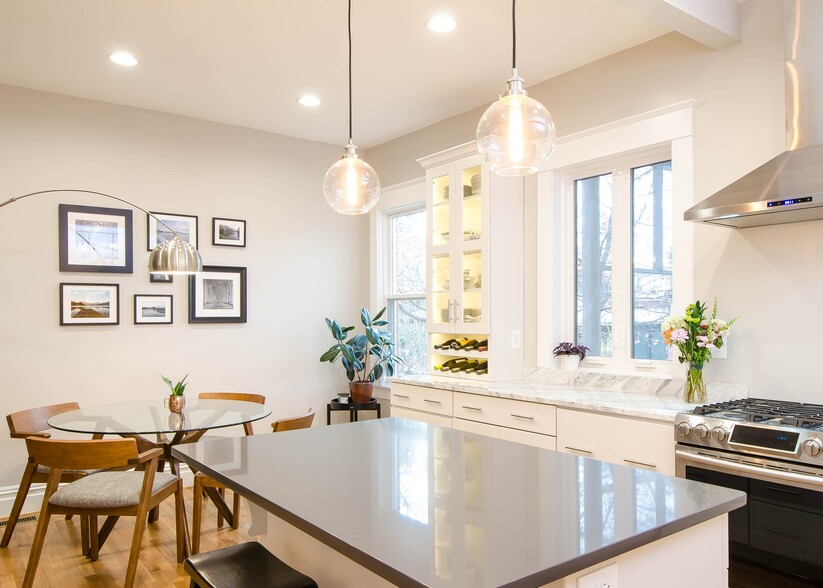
[
  {"x1": 22, "y1": 436, "x2": 185, "y2": 588},
  {"x1": 1, "y1": 402, "x2": 94, "y2": 548},
  {"x1": 189, "y1": 392, "x2": 266, "y2": 555}
]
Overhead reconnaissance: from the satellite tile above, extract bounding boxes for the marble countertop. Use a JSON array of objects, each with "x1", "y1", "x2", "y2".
[
  {"x1": 173, "y1": 418, "x2": 746, "y2": 587},
  {"x1": 391, "y1": 368, "x2": 749, "y2": 422}
]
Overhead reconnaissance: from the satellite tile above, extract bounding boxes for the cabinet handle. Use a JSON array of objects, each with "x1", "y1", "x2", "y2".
[
  {"x1": 623, "y1": 458, "x2": 657, "y2": 469},
  {"x1": 461, "y1": 405, "x2": 482, "y2": 412},
  {"x1": 765, "y1": 485, "x2": 801, "y2": 495},
  {"x1": 448, "y1": 300, "x2": 454, "y2": 323},
  {"x1": 766, "y1": 528, "x2": 800, "y2": 540},
  {"x1": 454, "y1": 301, "x2": 461, "y2": 321},
  {"x1": 565, "y1": 446, "x2": 593, "y2": 455},
  {"x1": 393, "y1": 394, "x2": 410, "y2": 400},
  {"x1": 510, "y1": 413, "x2": 535, "y2": 421},
  {"x1": 423, "y1": 399, "x2": 442, "y2": 405}
]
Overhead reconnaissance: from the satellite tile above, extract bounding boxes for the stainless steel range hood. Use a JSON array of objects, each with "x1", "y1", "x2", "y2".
[{"x1": 685, "y1": 0, "x2": 823, "y2": 228}]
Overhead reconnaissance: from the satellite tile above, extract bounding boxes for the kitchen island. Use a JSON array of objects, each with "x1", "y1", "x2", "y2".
[{"x1": 173, "y1": 418, "x2": 745, "y2": 587}]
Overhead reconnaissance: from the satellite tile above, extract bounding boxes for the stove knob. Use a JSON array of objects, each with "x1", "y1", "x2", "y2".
[
  {"x1": 803, "y1": 439, "x2": 823, "y2": 457},
  {"x1": 693, "y1": 424, "x2": 710, "y2": 440},
  {"x1": 712, "y1": 426, "x2": 729, "y2": 443},
  {"x1": 677, "y1": 422, "x2": 693, "y2": 437}
]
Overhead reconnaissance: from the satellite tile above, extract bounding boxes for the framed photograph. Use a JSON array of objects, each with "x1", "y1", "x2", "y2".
[
  {"x1": 188, "y1": 265, "x2": 247, "y2": 323},
  {"x1": 134, "y1": 294, "x2": 173, "y2": 325},
  {"x1": 150, "y1": 273, "x2": 173, "y2": 283},
  {"x1": 59, "y1": 204, "x2": 133, "y2": 273},
  {"x1": 212, "y1": 217, "x2": 246, "y2": 247},
  {"x1": 147, "y1": 212, "x2": 198, "y2": 251},
  {"x1": 60, "y1": 283, "x2": 120, "y2": 326}
]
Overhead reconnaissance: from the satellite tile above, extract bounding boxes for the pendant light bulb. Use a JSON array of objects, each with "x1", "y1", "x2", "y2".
[
  {"x1": 476, "y1": 0, "x2": 556, "y2": 176},
  {"x1": 323, "y1": 0, "x2": 380, "y2": 214},
  {"x1": 324, "y1": 140, "x2": 380, "y2": 214}
]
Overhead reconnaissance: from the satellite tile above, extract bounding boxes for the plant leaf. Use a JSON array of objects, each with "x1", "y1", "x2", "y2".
[
  {"x1": 366, "y1": 326, "x2": 378, "y2": 345},
  {"x1": 341, "y1": 344, "x2": 356, "y2": 364},
  {"x1": 372, "y1": 320, "x2": 388, "y2": 327},
  {"x1": 360, "y1": 307, "x2": 372, "y2": 326},
  {"x1": 373, "y1": 307, "x2": 386, "y2": 321},
  {"x1": 372, "y1": 364, "x2": 383, "y2": 382},
  {"x1": 161, "y1": 375, "x2": 173, "y2": 389},
  {"x1": 331, "y1": 320, "x2": 343, "y2": 341},
  {"x1": 319, "y1": 347, "x2": 340, "y2": 362},
  {"x1": 351, "y1": 334, "x2": 368, "y2": 350}
]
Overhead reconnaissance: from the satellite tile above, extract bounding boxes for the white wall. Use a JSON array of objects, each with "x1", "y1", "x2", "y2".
[
  {"x1": 0, "y1": 84, "x2": 369, "y2": 492},
  {"x1": 368, "y1": 0, "x2": 818, "y2": 401}
]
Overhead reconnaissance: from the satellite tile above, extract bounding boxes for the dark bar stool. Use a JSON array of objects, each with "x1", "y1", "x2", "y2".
[{"x1": 184, "y1": 542, "x2": 318, "y2": 588}]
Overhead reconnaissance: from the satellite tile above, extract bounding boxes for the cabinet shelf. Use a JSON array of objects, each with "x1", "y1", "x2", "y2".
[{"x1": 432, "y1": 349, "x2": 488, "y2": 358}]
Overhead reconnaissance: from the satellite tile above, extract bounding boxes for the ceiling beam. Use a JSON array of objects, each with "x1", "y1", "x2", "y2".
[{"x1": 614, "y1": 0, "x2": 742, "y2": 49}]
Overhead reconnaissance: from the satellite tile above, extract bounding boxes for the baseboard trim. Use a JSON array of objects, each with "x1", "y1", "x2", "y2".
[{"x1": 0, "y1": 464, "x2": 194, "y2": 519}]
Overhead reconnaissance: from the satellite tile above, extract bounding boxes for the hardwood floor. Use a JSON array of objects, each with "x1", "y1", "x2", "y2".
[{"x1": 0, "y1": 489, "x2": 247, "y2": 587}]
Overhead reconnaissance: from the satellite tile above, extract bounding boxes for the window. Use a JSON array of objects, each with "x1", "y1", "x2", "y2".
[
  {"x1": 387, "y1": 207, "x2": 427, "y2": 375},
  {"x1": 573, "y1": 157, "x2": 672, "y2": 361}
]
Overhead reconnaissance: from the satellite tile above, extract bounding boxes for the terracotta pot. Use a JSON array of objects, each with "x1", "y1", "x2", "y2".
[
  {"x1": 165, "y1": 394, "x2": 186, "y2": 414},
  {"x1": 349, "y1": 381, "x2": 374, "y2": 404}
]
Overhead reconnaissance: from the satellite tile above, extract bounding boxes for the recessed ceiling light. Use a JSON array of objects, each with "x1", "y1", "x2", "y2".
[
  {"x1": 426, "y1": 15, "x2": 457, "y2": 33},
  {"x1": 298, "y1": 95, "x2": 321, "y2": 107},
  {"x1": 107, "y1": 52, "x2": 138, "y2": 67}
]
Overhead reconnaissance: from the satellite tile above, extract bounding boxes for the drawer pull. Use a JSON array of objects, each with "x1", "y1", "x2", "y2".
[
  {"x1": 510, "y1": 413, "x2": 535, "y2": 421},
  {"x1": 765, "y1": 485, "x2": 801, "y2": 495},
  {"x1": 393, "y1": 394, "x2": 410, "y2": 399},
  {"x1": 766, "y1": 528, "x2": 800, "y2": 540},
  {"x1": 623, "y1": 458, "x2": 657, "y2": 469},
  {"x1": 423, "y1": 399, "x2": 442, "y2": 405},
  {"x1": 565, "y1": 446, "x2": 593, "y2": 455},
  {"x1": 461, "y1": 405, "x2": 482, "y2": 412}
]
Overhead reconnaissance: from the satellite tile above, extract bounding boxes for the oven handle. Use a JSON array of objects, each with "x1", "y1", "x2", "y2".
[{"x1": 675, "y1": 449, "x2": 823, "y2": 488}]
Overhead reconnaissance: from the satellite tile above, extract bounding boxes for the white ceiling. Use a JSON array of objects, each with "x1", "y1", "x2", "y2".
[{"x1": 0, "y1": 0, "x2": 683, "y2": 148}]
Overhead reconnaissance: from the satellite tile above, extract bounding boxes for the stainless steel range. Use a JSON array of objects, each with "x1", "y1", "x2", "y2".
[{"x1": 675, "y1": 398, "x2": 823, "y2": 585}]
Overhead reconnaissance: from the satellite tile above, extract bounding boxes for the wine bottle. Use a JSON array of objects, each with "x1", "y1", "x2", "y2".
[
  {"x1": 446, "y1": 358, "x2": 469, "y2": 371},
  {"x1": 466, "y1": 360, "x2": 488, "y2": 374},
  {"x1": 464, "y1": 338, "x2": 487, "y2": 351},
  {"x1": 434, "y1": 338, "x2": 457, "y2": 350},
  {"x1": 435, "y1": 359, "x2": 460, "y2": 371},
  {"x1": 454, "y1": 359, "x2": 479, "y2": 372},
  {"x1": 452, "y1": 338, "x2": 478, "y2": 350},
  {"x1": 449, "y1": 338, "x2": 471, "y2": 350}
]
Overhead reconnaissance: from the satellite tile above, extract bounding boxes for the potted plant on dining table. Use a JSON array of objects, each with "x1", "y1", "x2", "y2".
[
  {"x1": 320, "y1": 307, "x2": 402, "y2": 404},
  {"x1": 162, "y1": 374, "x2": 188, "y2": 413}
]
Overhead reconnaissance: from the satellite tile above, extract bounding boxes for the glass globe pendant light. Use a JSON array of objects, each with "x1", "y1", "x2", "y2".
[
  {"x1": 323, "y1": 0, "x2": 380, "y2": 215},
  {"x1": 476, "y1": 0, "x2": 556, "y2": 176}
]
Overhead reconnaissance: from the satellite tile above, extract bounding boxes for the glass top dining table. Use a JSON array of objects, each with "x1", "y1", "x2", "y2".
[{"x1": 48, "y1": 399, "x2": 272, "y2": 437}]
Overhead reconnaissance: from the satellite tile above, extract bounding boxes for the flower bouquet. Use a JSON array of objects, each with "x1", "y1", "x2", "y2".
[{"x1": 661, "y1": 300, "x2": 736, "y2": 403}]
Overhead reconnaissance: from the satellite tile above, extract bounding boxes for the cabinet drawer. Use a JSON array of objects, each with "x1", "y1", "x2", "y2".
[
  {"x1": 390, "y1": 383, "x2": 453, "y2": 417},
  {"x1": 751, "y1": 500, "x2": 823, "y2": 565},
  {"x1": 391, "y1": 406, "x2": 453, "y2": 428},
  {"x1": 453, "y1": 392, "x2": 556, "y2": 436},
  {"x1": 499, "y1": 427, "x2": 557, "y2": 451},
  {"x1": 453, "y1": 418, "x2": 500, "y2": 438}
]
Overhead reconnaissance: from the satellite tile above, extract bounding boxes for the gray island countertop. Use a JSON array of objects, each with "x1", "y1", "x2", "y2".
[{"x1": 174, "y1": 418, "x2": 745, "y2": 587}]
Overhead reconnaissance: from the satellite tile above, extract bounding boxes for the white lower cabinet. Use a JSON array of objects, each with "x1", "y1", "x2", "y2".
[
  {"x1": 556, "y1": 408, "x2": 675, "y2": 476},
  {"x1": 453, "y1": 392, "x2": 556, "y2": 435},
  {"x1": 391, "y1": 405, "x2": 453, "y2": 428}
]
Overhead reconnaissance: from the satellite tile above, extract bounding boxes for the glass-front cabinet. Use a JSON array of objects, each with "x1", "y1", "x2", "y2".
[{"x1": 426, "y1": 155, "x2": 490, "y2": 335}]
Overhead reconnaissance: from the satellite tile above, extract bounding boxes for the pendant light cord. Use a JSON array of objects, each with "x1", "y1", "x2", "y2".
[
  {"x1": 348, "y1": 0, "x2": 353, "y2": 142},
  {"x1": 512, "y1": 0, "x2": 517, "y2": 70}
]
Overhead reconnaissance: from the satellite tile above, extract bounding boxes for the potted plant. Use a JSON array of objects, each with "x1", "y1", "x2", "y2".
[
  {"x1": 162, "y1": 374, "x2": 188, "y2": 413},
  {"x1": 320, "y1": 307, "x2": 402, "y2": 404},
  {"x1": 552, "y1": 342, "x2": 590, "y2": 371}
]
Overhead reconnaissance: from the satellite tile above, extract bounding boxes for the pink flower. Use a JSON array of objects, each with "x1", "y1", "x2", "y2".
[{"x1": 670, "y1": 328, "x2": 688, "y2": 343}]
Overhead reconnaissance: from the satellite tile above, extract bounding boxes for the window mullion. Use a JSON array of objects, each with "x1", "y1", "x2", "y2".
[{"x1": 611, "y1": 167, "x2": 633, "y2": 363}]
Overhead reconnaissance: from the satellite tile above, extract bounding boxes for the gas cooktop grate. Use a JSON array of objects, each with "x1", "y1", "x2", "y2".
[{"x1": 692, "y1": 398, "x2": 823, "y2": 429}]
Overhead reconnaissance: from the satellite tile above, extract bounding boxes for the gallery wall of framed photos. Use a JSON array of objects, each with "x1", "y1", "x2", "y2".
[{"x1": 57, "y1": 204, "x2": 248, "y2": 327}]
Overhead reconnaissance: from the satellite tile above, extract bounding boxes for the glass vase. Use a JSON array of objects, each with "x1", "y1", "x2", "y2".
[{"x1": 684, "y1": 364, "x2": 707, "y2": 404}]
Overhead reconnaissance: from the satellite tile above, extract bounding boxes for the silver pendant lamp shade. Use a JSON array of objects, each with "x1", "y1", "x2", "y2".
[
  {"x1": 323, "y1": 0, "x2": 380, "y2": 215},
  {"x1": 476, "y1": 0, "x2": 556, "y2": 176},
  {"x1": 148, "y1": 234, "x2": 202, "y2": 274},
  {"x1": 0, "y1": 189, "x2": 203, "y2": 274}
]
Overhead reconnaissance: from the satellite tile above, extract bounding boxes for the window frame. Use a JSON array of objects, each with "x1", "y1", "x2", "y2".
[
  {"x1": 369, "y1": 179, "x2": 427, "y2": 380},
  {"x1": 536, "y1": 101, "x2": 696, "y2": 376}
]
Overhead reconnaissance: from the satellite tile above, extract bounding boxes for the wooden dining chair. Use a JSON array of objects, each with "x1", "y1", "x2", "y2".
[
  {"x1": 21, "y1": 436, "x2": 185, "y2": 588},
  {"x1": 272, "y1": 409, "x2": 316, "y2": 432},
  {"x1": 1, "y1": 402, "x2": 94, "y2": 548},
  {"x1": 190, "y1": 392, "x2": 266, "y2": 555}
]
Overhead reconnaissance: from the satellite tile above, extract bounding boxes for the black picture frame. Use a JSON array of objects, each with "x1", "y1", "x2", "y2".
[
  {"x1": 58, "y1": 204, "x2": 133, "y2": 273},
  {"x1": 59, "y1": 283, "x2": 120, "y2": 326},
  {"x1": 212, "y1": 217, "x2": 246, "y2": 247},
  {"x1": 134, "y1": 294, "x2": 173, "y2": 325},
  {"x1": 150, "y1": 273, "x2": 173, "y2": 283},
  {"x1": 188, "y1": 265, "x2": 247, "y2": 323},
  {"x1": 147, "y1": 212, "x2": 198, "y2": 251}
]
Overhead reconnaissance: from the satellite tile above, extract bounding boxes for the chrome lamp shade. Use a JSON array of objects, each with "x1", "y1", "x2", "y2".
[{"x1": 148, "y1": 235, "x2": 203, "y2": 274}]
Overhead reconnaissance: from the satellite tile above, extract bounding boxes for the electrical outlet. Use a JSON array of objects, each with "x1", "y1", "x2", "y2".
[
  {"x1": 510, "y1": 330, "x2": 521, "y2": 349},
  {"x1": 577, "y1": 562, "x2": 618, "y2": 588}
]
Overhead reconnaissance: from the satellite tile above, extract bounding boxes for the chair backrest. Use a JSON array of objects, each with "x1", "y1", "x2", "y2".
[
  {"x1": 198, "y1": 392, "x2": 266, "y2": 405},
  {"x1": 6, "y1": 402, "x2": 81, "y2": 439},
  {"x1": 25, "y1": 437, "x2": 138, "y2": 471},
  {"x1": 272, "y1": 410, "x2": 315, "y2": 433}
]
